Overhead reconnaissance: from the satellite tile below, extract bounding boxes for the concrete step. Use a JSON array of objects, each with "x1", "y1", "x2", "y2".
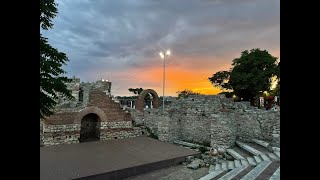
[
  {"x1": 208, "y1": 164, "x2": 214, "y2": 174},
  {"x1": 267, "y1": 153, "x2": 280, "y2": 161},
  {"x1": 272, "y1": 147, "x2": 280, "y2": 152},
  {"x1": 209, "y1": 164, "x2": 215, "y2": 173},
  {"x1": 199, "y1": 170, "x2": 224, "y2": 180},
  {"x1": 172, "y1": 140, "x2": 210, "y2": 150},
  {"x1": 215, "y1": 163, "x2": 222, "y2": 171},
  {"x1": 227, "y1": 161, "x2": 235, "y2": 170},
  {"x1": 236, "y1": 141, "x2": 264, "y2": 156},
  {"x1": 217, "y1": 166, "x2": 248, "y2": 180},
  {"x1": 221, "y1": 161, "x2": 228, "y2": 171},
  {"x1": 247, "y1": 156, "x2": 257, "y2": 166},
  {"x1": 252, "y1": 139, "x2": 269, "y2": 148},
  {"x1": 253, "y1": 155, "x2": 263, "y2": 164},
  {"x1": 240, "y1": 159, "x2": 249, "y2": 166},
  {"x1": 275, "y1": 151, "x2": 280, "y2": 159},
  {"x1": 240, "y1": 161, "x2": 273, "y2": 180},
  {"x1": 269, "y1": 166, "x2": 280, "y2": 180},
  {"x1": 226, "y1": 148, "x2": 245, "y2": 160},
  {"x1": 260, "y1": 154, "x2": 272, "y2": 161},
  {"x1": 234, "y1": 159, "x2": 242, "y2": 168}
]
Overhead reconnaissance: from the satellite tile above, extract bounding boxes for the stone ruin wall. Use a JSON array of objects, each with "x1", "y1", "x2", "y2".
[
  {"x1": 42, "y1": 80, "x2": 142, "y2": 146},
  {"x1": 132, "y1": 94, "x2": 280, "y2": 150},
  {"x1": 210, "y1": 113, "x2": 237, "y2": 150}
]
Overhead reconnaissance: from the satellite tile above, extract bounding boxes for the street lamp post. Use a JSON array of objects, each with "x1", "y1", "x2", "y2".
[{"x1": 159, "y1": 49, "x2": 171, "y2": 113}]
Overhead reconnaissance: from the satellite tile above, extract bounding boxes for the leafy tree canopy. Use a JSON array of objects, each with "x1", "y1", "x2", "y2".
[
  {"x1": 128, "y1": 88, "x2": 144, "y2": 95},
  {"x1": 176, "y1": 89, "x2": 200, "y2": 99},
  {"x1": 40, "y1": 0, "x2": 73, "y2": 119},
  {"x1": 208, "y1": 48, "x2": 279, "y2": 101}
]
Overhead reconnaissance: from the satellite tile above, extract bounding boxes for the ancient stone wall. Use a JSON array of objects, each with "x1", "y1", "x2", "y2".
[
  {"x1": 236, "y1": 111, "x2": 263, "y2": 142},
  {"x1": 158, "y1": 113, "x2": 181, "y2": 142},
  {"x1": 42, "y1": 80, "x2": 140, "y2": 146},
  {"x1": 210, "y1": 113, "x2": 237, "y2": 150},
  {"x1": 129, "y1": 109, "x2": 144, "y2": 125},
  {"x1": 236, "y1": 110, "x2": 280, "y2": 147},
  {"x1": 131, "y1": 95, "x2": 280, "y2": 150},
  {"x1": 42, "y1": 124, "x2": 80, "y2": 146},
  {"x1": 258, "y1": 111, "x2": 280, "y2": 147},
  {"x1": 142, "y1": 109, "x2": 162, "y2": 136},
  {"x1": 179, "y1": 113, "x2": 211, "y2": 144},
  {"x1": 100, "y1": 127, "x2": 143, "y2": 140},
  {"x1": 87, "y1": 90, "x2": 133, "y2": 122}
]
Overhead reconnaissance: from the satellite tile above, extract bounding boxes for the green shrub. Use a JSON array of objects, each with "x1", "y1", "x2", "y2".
[{"x1": 199, "y1": 146, "x2": 207, "y2": 154}]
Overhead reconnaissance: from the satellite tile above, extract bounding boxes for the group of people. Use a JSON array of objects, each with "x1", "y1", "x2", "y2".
[{"x1": 264, "y1": 96, "x2": 280, "y2": 111}]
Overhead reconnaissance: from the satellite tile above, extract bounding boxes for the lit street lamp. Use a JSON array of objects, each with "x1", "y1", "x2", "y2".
[{"x1": 159, "y1": 49, "x2": 171, "y2": 113}]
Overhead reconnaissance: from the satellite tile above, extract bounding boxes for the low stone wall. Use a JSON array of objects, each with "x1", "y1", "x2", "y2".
[
  {"x1": 131, "y1": 95, "x2": 280, "y2": 150},
  {"x1": 210, "y1": 113, "x2": 237, "y2": 150},
  {"x1": 100, "y1": 121, "x2": 132, "y2": 129},
  {"x1": 142, "y1": 109, "x2": 162, "y2": 136},
  {"x1": 129, "y1": 110, "x2": 144, "y2": 125},
  {"x1": 236, "y1": 110, "x2": 280, "y2": 147},
  {"x1": 100, "y1": 127, "x2": 142, "y2": 140},
  {"x1": 43, "y1": 124, "x2": 81, "y2": 146},
  {"x1": 43, "y1": 121, "x2": 142, "y2": 146},
  {"x1": 179, "y1": 112, "x2": 211, "y2": 144},
  {"x1": 236, "y1": 112, "x2": 262, "y2": 142},
  {"x1": 158, "y1": 114, "x2": 180, "y2": 142},
  {"x1": 258, "y1": 111, "x2": 280, "y2": 147}
]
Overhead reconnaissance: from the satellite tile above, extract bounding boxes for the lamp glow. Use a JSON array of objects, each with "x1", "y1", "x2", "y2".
[
  {"x1": 166, "y1": 50, "x2": 171, "y2": 56},
  {"x1": 159, "y1": 52, "x2": 164, "y2": 59}
]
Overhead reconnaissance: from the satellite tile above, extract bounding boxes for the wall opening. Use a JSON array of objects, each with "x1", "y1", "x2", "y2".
[
  {"x1": 135, "y1": 89, "x2": 161, "y2": 111},
  {"x1": 79, "y1": 113, "x2": 101, "y2": 143}
]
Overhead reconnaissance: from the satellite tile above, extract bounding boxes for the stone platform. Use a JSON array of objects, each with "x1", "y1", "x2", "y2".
[{"x1": 40, "y1": 136, "x2": 200, "y2": 180}]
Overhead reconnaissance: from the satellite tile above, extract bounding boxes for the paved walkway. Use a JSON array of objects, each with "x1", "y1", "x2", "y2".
[{"x1": 40, "y1": 137, "x2": 200, "y2": 180}]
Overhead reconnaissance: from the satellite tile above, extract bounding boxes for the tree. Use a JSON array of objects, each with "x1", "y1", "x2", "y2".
[
  {"x1": 176, "y1": 89, "x2": 200, "y2": 99},
  {"x1": 208, "y1": 71, "x2": 231, "y2": 90},
  {"x1": 208, "y1": 48, "x2": 279, "y2": 103},
  {"x1": 40, "y1": 0, "x2": 73, "y2": 119},
  {"x1": 128, "y1": 88, "x2": 144, "y2": 95},
  {"x1": 218, "y1": 92, "x2": 233, "y2": 98},
  {"x1": 270, "y1": 82, "x2": 280, "y2": 96}
]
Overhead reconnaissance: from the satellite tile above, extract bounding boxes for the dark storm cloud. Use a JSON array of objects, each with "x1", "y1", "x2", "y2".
[{"x1": 42, "y1": 0, "x2": 279, "y2": 95}]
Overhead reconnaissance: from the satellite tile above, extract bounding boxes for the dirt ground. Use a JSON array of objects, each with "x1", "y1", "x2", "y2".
[{"x1": 123, "y1": 165, "x2": 209, "y2": 180}]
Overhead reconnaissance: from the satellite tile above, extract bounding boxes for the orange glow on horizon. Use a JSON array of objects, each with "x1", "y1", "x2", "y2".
[
  {"x1": 111, "y1": 49, "x2": 279, "y2": 97},
  {"x1": 126, "y1": 66, "x2": 224, "y2": 96}
]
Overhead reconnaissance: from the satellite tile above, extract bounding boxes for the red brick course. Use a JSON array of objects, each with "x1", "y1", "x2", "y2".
[{"x1": 44, "y1": 90, "x2": 133, "y2": 125}]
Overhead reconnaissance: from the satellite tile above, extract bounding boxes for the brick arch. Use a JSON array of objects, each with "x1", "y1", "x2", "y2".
[
  {"x1": 136, "y1": 89, "x2": 161, "y2": 111},
  {"x1": 74, "y1": 106, "x2": 107, "y2": 123}
]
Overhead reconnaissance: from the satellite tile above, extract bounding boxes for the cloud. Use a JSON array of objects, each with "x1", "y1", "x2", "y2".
[{"x1": 42, "y1": 0, "x2": 279, "y2": 96}]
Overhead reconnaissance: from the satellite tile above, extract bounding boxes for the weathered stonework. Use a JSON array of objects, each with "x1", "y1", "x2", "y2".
[
  {"x1": 210, "y1": 113, "x2": 237, "y2": 150},
  {"x1": 42, "y1": 79, "x2": 141, "y2": 146},
  {"x1": 42, "y1": 124, "x2": 80, "y2": 146},
  {"x1": 100, "y1": 127, "x2": 143, "y2": 140},
  {"x1": 236, "y1": 112, "x2": 263, "y2": 142},
  {"x1": 131, "y1": 94, "x2": 280, "y2": 150},
  {"x1": 158, "y1": 114, "x2": 181, "y2": 142},
  {"x1": 130, "y1": 110, "x2": 144, "y2": 125}
]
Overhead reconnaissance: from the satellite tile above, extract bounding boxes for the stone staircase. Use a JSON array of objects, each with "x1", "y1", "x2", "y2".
[
  {"x1": 200, "y1": 139, "x2": 280, "y2": 180},
  {"x1": 173, "y1": 140, "x2": 211, "y2": 151}
]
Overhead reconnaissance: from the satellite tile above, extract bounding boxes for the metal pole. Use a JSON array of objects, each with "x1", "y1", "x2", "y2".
[{"x1": 163, "y1": 54, "x2": 165, "y2": 113}]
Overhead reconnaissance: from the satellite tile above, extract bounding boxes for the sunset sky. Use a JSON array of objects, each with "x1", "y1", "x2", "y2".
[{"x1": 42, "y1": 0, "x2": 280, "y2": 97}]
